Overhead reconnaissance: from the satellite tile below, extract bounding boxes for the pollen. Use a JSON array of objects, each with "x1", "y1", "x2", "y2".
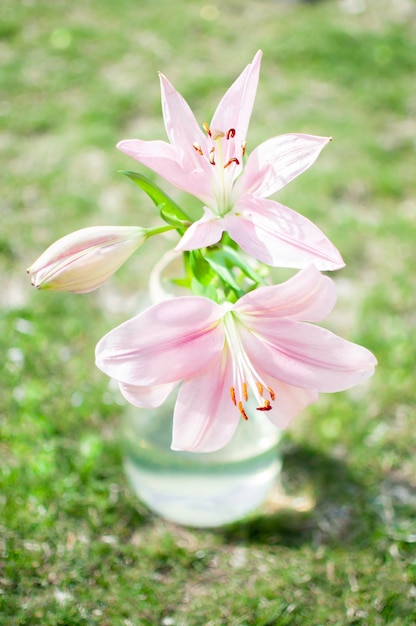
[
  {"x1": 268, "y1": 386, "x2": 276, "y2": 401},
  {"x1": 256, "y1": 399, "x2": 272, "y2": 412},
  {"x1": 224, "y1": 157, "x2": 240, "y2": 169},
  {"x1": 230, "y1": 379, "x2": 276, "y2": 421},
  {"x1": 193, "y1": 142, "x2": 203, "y2": 155},
  {"x1": 238, "y1": 401, "x2": 249, "y2": 421},
  {"x1": 242, "y1": 382, "x2": 248, "y2": 401},
  {"x1": 203, "y1": 122, "x2": 212, "y2": 137}
]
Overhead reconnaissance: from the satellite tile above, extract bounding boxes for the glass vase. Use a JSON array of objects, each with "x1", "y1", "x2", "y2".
[{"x1": 122, "y1": 397, "x2": 282, "y2": 528}]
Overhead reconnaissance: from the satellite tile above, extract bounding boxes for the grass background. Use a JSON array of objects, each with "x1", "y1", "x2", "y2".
[{"x1": 1, "y1": 0, "x2": 416, "y2": 624}]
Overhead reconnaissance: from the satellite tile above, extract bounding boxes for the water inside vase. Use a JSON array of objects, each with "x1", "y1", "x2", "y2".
[{"x1": 122, "y1": 398, "x2": 282, "y2": 528}]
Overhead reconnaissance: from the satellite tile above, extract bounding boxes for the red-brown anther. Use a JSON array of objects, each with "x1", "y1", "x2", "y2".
[
  {"x1": 256, "y1": 400, "x2": 272, "y2": 412},
  {"x1": 230, "y1": 386, "x2": 237, "y2": 406},
  {"x1": 209, "y1": 148, "x2": 216, "y2": 165},
  {"x1": 224, "y1": 157, "x2": 240, "y2": 169},
  {"x1": 241, "y1": 140, "x2": 247, "y2": 156},
  {"x1": 226, "y1": 128, "x2": 236, "y2": 139},
  {"x1": 238, "y1": 401, "x2": 249, "y2": 421},
  {"x1": 193, "y1": 142, "x2": 203, "y2": 155},
  {"x1": 203, "y1": 122, "x2": 212, "y2": 137},
  {"x1": 268, "y1": 387, "x2": 276, "y2": 401}
]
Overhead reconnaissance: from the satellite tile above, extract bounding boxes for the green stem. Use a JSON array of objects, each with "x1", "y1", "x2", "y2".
[{"x1": 145, "y1": 224, "x2": 177, "y2": 238}]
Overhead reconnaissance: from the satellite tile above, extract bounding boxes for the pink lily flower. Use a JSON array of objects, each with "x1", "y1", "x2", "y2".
[
  {"x1": 95, "y1": 266, "x2": 376, "y2": 452},
  {"x1": 118, "y1": 51, "x2": 344, "y2": 270},
  {"x1": 27, "y1": 226, "x2": 148, "y2": 293}
]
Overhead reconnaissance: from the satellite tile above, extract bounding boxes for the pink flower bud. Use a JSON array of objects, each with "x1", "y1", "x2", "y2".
[{"x1": 27, "y1": 226, "x2": 147, "y2": 293}]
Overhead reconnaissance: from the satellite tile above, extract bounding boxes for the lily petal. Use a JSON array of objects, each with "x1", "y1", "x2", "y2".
[
  {"x1": 240, "y1": 320, "x2": 377, "y2": 393},
  {"x1": 117, "y1": 138, "x2": 213, "y2": 204},
  {"x1": 159, "y1": 72, "x2": 209, "y2": 165},
  {"x1": 263, "y1": 376, "x2": 319, "y2": 429},
  {"x1": 225, "y1": 195, "x2": 344, "y2": 270},
  {"x1": 95, "y1": 297, "x2": 224, "y2": 386},
  {"x1": 273, "y1": 379, "x2": 319, "y2": 428},
  {"x1": 175, "y1": 207, "x2": 225, "y2": 251},
  {"x1": 172, "y1": 351, "x2": 240, "y2": 452},
  {"x1": 210, "y1": 50, "x2": 262, "y2": 150},
  {"x1": 236, "y1": 133, "x2": 332, "y2": 198},
  {"x1": 119, "y1": 381, "x2": 177, "y2": 408},
  {"x1": 235, "y1": 265, "x2": 336, "y2": 322}
]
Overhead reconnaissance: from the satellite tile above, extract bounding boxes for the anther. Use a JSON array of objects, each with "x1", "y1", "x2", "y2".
[
  {"x1": 241, "y1": 140, "x2": 247, "y2": 156},
  {"x1": 203, "y1": 122, "x2": 211, "y2": 137},
  {"x1": 242, "y1": 382, "x2": 248, "y2": 402},
  {"x1": 238, "y1": 401, "x2": 249, "y2": 421},
  {"x1": 256, "y1": 382, "x2": 264, "y2": 396},
  {"x1": 193, "y1": 142, "x2": 203, "y2": 155},
  {"x1": 268, "y1": 387, "x2": 276, "y2": 401},
  {"x1": 256, "y1": 400, "x2": 272, "y2": 412},
  {"x1": 226, "y1": 128, "x2": 236, "y2": 139},
  {"x1": 224, "y1": 157, "x2": 240, "y2": 169},
  {"x1": 209, "y1": 148, "x2": 216, "y2": 165},
  {"x1": 230, "y1": 386, "x2": 237, "y2": 406}
]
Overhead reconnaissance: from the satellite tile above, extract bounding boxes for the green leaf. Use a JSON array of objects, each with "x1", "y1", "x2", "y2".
[
  {"x1": 215, "y1": 245, "x2": 267, "y2": 285},
  {"x1": 121, "y1": 170, "x2": 190, "y2": 223},
  {"x1": 190, "y1": 277, "x2": 218, "y2": 300},
  {"x1": 159, "y1": 204, "x2": 188, "y2": 228},
  {"x1": 204, "y1": 255, "x2": 241, "y2": 293},
  {"x1": 188, "y1": 250, "x2": 218, "y2": 287}
]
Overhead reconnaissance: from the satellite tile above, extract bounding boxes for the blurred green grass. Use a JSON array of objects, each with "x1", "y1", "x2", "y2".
[{"x1": 1, "y1": 0, "x2": 416, "y2": 624}]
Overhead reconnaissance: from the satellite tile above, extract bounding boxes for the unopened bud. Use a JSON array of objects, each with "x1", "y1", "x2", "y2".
[{"x1": 27, "y1": 226, "x2": 147, "y2": 293}]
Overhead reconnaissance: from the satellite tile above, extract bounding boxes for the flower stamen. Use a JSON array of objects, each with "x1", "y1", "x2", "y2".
[
  {"x1": 238, "y1": 401, "x2": 249, "y2": 421},
  {"x1": 223, "y1": 311, "x2": 277, "y2": 422},
  {"x1": 242, "y1": 382, "x2": 248, "y2": 402},
  {"x1": 257, "y1": 399, "x2": 272, "y2": 412},
  {"x1": 193, "y1": 123, "x2": 244, "y2": 214},
  {"x1": 224, "y1": 157, "x2": 240, "y2": 169}
]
